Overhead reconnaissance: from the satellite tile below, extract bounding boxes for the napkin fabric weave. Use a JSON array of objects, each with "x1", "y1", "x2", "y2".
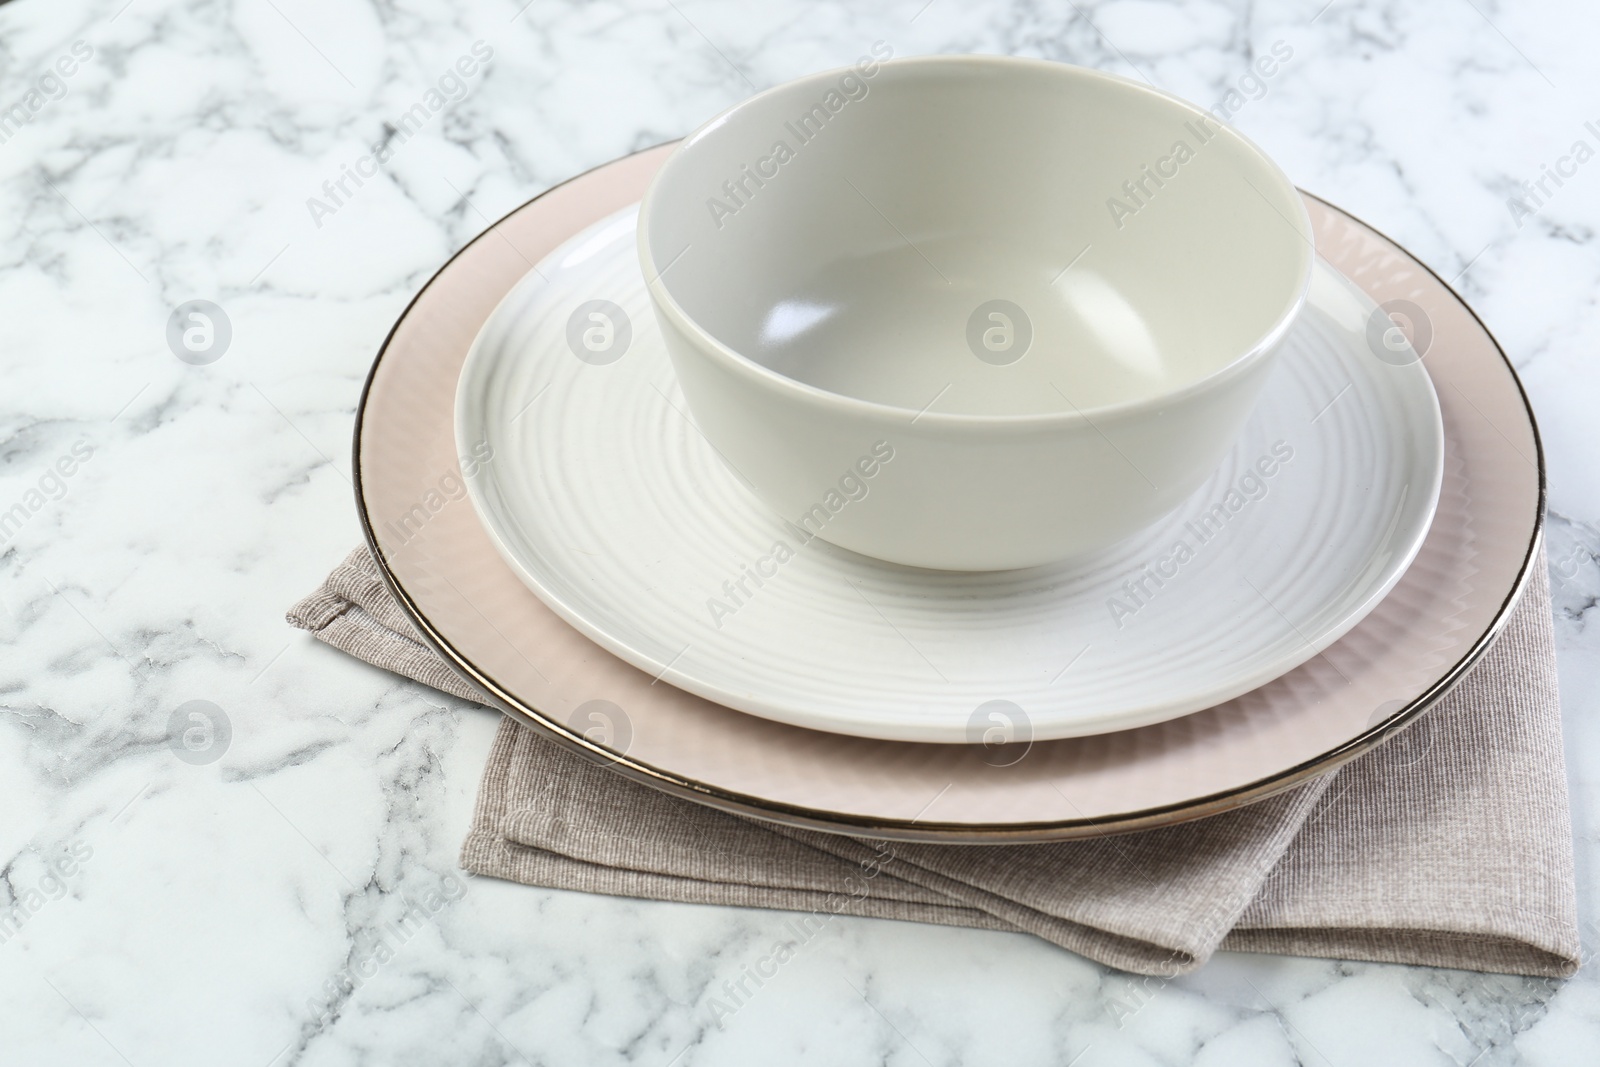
[{"x1": 288, "y1": 547, "x2": 1579, "y2": 977}]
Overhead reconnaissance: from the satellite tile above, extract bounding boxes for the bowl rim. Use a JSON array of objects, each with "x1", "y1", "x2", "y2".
[{"x1": 638, "y1": 53, "x2": 1316, "y2": 429}]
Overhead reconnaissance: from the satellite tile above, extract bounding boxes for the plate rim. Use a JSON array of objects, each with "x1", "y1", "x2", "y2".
[
  {"x1": 452, "y1": 218, "x2": 1446, "y2": 742},
  {"x1": 352, "y1": 145, "x2": 1546, "y2": 842}
]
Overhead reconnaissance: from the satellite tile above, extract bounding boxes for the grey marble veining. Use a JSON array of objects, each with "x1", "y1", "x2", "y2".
[{"x1": 1, "y1": 0, "x2": 1598, "y2": 1063}]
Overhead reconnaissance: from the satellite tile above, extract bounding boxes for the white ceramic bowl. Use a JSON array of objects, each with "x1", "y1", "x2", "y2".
[{"x1": 639, "y1": 55, "x2": 1314, "y2": 571}]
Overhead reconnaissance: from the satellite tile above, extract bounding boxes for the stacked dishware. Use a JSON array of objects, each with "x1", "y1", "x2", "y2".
[{"x1": 356, "y1": 56, "x2": 1542, "y2": 840}]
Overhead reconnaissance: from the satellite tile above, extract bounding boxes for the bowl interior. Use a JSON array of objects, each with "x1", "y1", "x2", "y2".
[{"x1": 643, "y1": 57, "x2": 1312, "y2": 417}]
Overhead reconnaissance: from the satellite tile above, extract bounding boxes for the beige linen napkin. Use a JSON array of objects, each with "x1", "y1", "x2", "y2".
[{"x1": 288, "y1": 547, "x2": 1579, "y2": 978}]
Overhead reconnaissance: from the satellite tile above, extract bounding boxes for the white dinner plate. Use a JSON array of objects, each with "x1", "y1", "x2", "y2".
[{"x1": 455, "y1": 204, "x2": 1443, "y2": 743}]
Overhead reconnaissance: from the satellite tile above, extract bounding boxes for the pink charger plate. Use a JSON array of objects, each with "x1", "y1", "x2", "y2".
[{"x1": 354, "y1": 143, "x2": 1543, "y2": 842}]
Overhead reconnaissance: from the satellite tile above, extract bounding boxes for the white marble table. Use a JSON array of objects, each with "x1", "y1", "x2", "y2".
[{"x1": 2, "y1": 0, "x2": 1597, "y2": 1063}]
